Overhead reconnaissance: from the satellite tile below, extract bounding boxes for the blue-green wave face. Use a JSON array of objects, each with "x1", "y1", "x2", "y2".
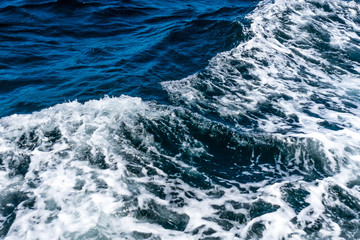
[{"x1": 1, "y1": 0, "x2": 360, "y2": 239}]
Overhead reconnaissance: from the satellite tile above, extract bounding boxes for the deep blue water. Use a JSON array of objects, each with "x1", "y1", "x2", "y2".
[
  {"x1": 0, "y1": 0, "x2": 257, "y2": 117},
  {"x1": 1, "y1": 0, "x2": 360, "y2": 239}
]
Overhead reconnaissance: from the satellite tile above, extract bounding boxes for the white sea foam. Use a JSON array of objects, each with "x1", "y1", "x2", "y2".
[
  {"x1": 0, "y1": 95, "x2": 332, "y2": 239},
  {"x1": 162, "y1": 0, "x2": 360, "y2": 238}
]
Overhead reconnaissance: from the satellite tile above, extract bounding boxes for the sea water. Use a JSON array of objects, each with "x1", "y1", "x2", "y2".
[{"x1": 1, "y1": 0, "x2": 360, "y2": 239}]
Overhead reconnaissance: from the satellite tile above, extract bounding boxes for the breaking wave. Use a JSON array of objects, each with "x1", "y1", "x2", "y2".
[{"x1": 1, "y1": 0, "x2": 360, "y2": 239}]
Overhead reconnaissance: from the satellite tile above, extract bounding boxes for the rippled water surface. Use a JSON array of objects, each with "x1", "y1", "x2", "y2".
[
  {"x1": 0, "y1": 0, "x2": 255, "y2": 117},
  {"x1": 1, "y1": 0, "x2": 360, "y2": 239}
]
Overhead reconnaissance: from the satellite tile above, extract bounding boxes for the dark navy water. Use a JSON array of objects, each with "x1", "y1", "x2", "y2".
[
  {"x1": 1, "y1": 0, "x2": 360, "y2": 239},
  {"x1": 0, "y1": 0, "x2": 256, "y2": 117}
]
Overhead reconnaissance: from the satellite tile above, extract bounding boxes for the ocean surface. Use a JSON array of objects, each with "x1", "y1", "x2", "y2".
[{"x1": 0, "y1": 0, "x2": 360, "y2": 239}]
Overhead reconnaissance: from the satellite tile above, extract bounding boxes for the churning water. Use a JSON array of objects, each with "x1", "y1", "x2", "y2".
[{"x1": 1, "y1": 0, "x2": 360, "y2": 239}]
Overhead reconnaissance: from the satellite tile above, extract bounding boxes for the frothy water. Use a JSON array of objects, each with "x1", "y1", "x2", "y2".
[{"x1": 1, "y1": 0, "x2": 360, "y2": 239}]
